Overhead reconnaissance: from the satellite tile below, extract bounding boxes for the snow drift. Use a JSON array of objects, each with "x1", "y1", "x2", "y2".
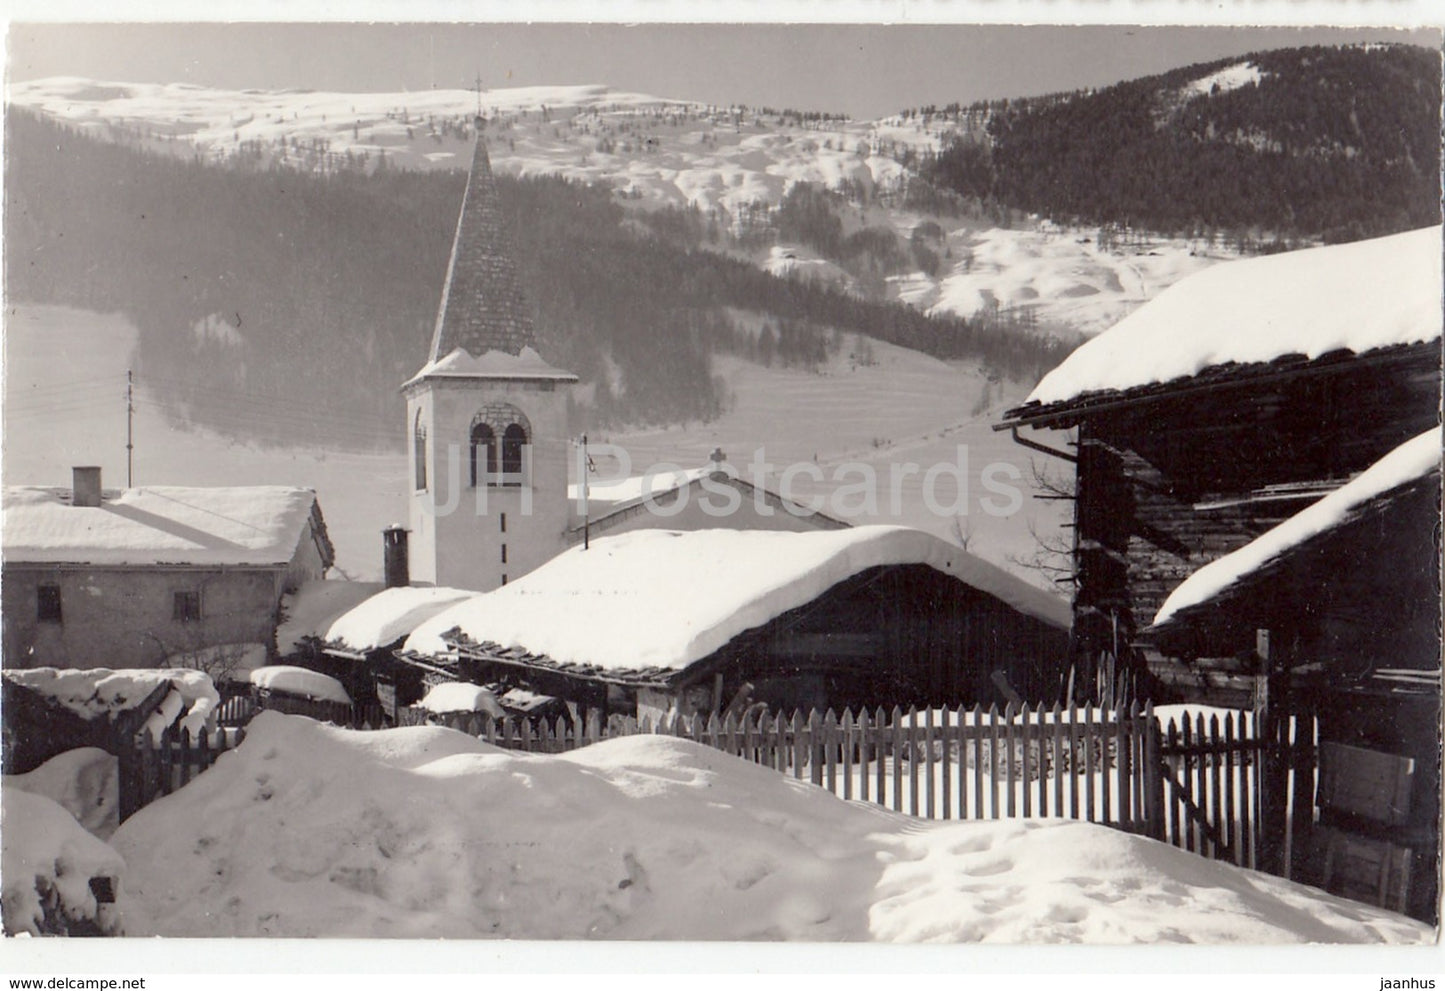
[
  {"x1": 112, "y1": 712, "x2": 1429, "y2": 942},
  {"x1": 3, "y1": 747, "x2": 120, "y2": 840},
  {"x1": 2, "y1": 788, "x2": 125, "y2": 936}
]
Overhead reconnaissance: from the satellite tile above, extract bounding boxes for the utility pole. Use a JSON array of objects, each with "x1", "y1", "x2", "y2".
[
  {"x1": 580, "y1": 433, "x2": 590, "y2": 550},
  {"x1": 126, "y1": 368, "x2": 134, "y2": 487}
]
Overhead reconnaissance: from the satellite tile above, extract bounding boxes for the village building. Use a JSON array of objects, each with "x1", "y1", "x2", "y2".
[
  {"x1": 1149, "y1": 427, "x2": 1441, "y2": 921},
  {"x1": 1, "y1": 467, "x2": 333, "y2": 672},
  {"x1": 403, "y1": 128, "x2": 843, "y2": 594},
  {"x1": 995, "y1": 226, "x2": 1442, "y2": 703},
  {"x1": 398, "y1": 525, "x2": 1071, "y2": 722},
  {"x1": 306, "y1": 584, "x2": 479, "y2": 716},
  {"x1": 566, "y1": 449, "x2": 849, "y2": 547}
]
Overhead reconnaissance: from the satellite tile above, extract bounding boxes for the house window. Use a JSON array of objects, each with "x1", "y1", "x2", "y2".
[
  {"x1": 413, "y1": 410, "x2": 428, "y2": 491},
  {"x1": 173, "y1": 590, "x2": 202, "y2": 623},
  {"x1": 500, "y1": 512, "x2": 507, "y2": 533},
  {"x1": 36, "y1": 584, "x2": 62, "y2": 624},
  {"x1": 470, "y1": 423, "x2": 496, "y2": 487},
  {"x1": 501, "y1": 543, "x2": 508, "y2": 564}
]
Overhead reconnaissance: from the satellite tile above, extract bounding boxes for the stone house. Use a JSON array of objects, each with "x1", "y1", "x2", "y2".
[{"x1": 2, "y1": 467, "x2": 333, "y2": 671}]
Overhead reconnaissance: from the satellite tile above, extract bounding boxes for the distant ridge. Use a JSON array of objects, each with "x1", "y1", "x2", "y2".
[{"x1": 918, "y1": 43, "x2": 1441, "y2": 240}]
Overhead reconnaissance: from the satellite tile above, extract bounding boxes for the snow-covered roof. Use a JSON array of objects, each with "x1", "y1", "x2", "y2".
[
  {"x1": 416, "y1": 682, "x2": 505, "y2": 717},
  {"x1": 401, "y1": 346, "x2": 577, "y2": 389},
  {"x1": 403, "y1": 525, "x2": 1071, "y2": 674},
  {"x1": 566, "y1": 466, "x2": 849, "y2": 539},
  {"x1": 323, "y1": 586, "x2": 478, "y2": 653},
  {"x1": 276, "y1": 580, "x2": 386, "y2": 655},
  {"x1": 249, "y1": 666, "x2": 351, "y2": 705},
  {"x1": 4, "y1": 667, "x2": 219, "y2": 737},
  {"x1": 1020, "y1": 226, "x2": 1442, "y2": 410},
  {"x1": 567, "y1": 466, "x2": 712, "y2": 509},
  {"x1": 1153, "y1": 427, "x2": 1442, "y2": 629},
  {"x1": 1, "y1": 485, "x2": 327, "y2": 568}
]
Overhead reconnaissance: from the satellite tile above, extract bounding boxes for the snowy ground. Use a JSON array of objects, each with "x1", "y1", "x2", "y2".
[
  {"x1": 108, "y1": 713, "x2": 1428, "y2": 942},
  {"x1": 597, "y1": 340, "x2": 1070, "y2": 583}
]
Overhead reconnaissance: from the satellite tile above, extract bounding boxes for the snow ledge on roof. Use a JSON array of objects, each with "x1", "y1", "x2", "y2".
[
  {"x1": 324, "y1": 586, "x2": 479, "y2": 653},
  {"x1": 402, "y1": 346, "x2": 577, "y2": 388},
  {"x1": 1153, "y1": 426, "x2": 1442, "y2": 629}
]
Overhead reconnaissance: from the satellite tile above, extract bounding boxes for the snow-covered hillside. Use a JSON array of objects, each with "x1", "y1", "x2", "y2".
[
  {"x1": 110, "y1": 711, "x2": 1430, "y2": 942},
  {"x1": 8, "y1": 76, "x2": 1238, "y2": 338}
]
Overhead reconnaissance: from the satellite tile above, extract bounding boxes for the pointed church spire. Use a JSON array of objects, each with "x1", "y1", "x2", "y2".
[{"x1": 428, "y1": 124, "x2": 537, "y2": 361}]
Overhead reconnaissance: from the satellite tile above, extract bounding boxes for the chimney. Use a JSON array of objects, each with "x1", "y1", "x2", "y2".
[
  {"x1": 382, "y1": 525, "x2": 410, "y2": 588},
  {"x1": 72, "y1": 466, "x2": 102, "y2": 508}
]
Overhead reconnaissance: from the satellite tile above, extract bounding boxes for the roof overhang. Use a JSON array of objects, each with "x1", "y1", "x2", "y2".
[{"x1": 997, "y1": 342, "x2": 1438, "y2": 433}]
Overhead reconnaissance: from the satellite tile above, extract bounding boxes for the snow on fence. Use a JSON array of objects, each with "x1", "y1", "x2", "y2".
[
  {"x1": 402, "y1": 700, "x2": 1315, "y2": 879},
  {"x1": 117, "y1": 725, "x2": 247, "y2": 820},
  {"x1": 119, "y1": 695, "x2": 1319, "y2": 885}
]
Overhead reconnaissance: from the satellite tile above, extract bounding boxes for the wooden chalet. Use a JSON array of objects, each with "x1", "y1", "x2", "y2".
[
  {"x1": 1148, "y1": 429, "x2": 1441, "y2": 921},
  {"x1": 996, "y1": 227, "x2": 1442, "y2": 703},
  {"x1": 396, "y1": 526, "x2": 1071, "y2": 722}
]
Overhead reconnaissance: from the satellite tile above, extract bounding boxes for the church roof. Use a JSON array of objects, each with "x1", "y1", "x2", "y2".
[{"x1": 427, "y1": 130, "x2": 538, "y2": 362}]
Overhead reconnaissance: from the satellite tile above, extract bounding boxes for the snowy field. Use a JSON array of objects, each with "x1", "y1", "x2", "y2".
[
  {"x1": 101, "y1": 713, "x2": 1428, "y2": 942},
  {"x1": 904, "y1": 225, "x2": 1226, "y2": 336},
  {"x1": 597, "y1": 340, "x2": 1070, "y2": 581},
  {"x1": 3, "y1": 303, "x2": 1068, "y2": 583}
]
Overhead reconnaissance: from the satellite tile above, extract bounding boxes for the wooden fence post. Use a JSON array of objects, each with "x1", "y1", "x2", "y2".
[
  {"x1": 117, "y1": 737, "x2": 140, "y2": 822},
  {"x1": 1256, "y1": 628, "x2": 1291, "y2": 877},
  {"x1": 1143, "y1": 702, "x2": 1165, "y2": 841},
  {"x1": 1288, "y1": 706, "x2": 1318, "y2": 885}
]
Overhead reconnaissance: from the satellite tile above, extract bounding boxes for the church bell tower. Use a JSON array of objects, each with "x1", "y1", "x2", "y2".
[{"x1": 402, "y1": 123, "x2": 576, "y2": 590}]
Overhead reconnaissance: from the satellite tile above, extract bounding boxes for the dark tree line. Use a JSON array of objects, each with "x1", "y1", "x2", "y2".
[
  {"x1": 6, "y1": 110, "x2": 1071, "y2": 448},
  {"x1": 920, "y1": 44, "x2": 1441, "y2": 241}
]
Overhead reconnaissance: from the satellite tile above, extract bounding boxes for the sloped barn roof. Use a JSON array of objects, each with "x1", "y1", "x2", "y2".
[
  {"x1": 403, "y1": 525, "x2": 1071, "y2": 678},
  {"x1": 1003, "y1": 226, "x2": 1442, "y2": 424}
]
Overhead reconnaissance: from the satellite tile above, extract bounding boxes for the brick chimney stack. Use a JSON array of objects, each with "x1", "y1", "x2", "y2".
[
  {"x1": 72, "y1": 466, "x2": 102, "y2": 508},
  {"x1": 382, "y1": 525, "x2": 410, "y2": 588}
]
